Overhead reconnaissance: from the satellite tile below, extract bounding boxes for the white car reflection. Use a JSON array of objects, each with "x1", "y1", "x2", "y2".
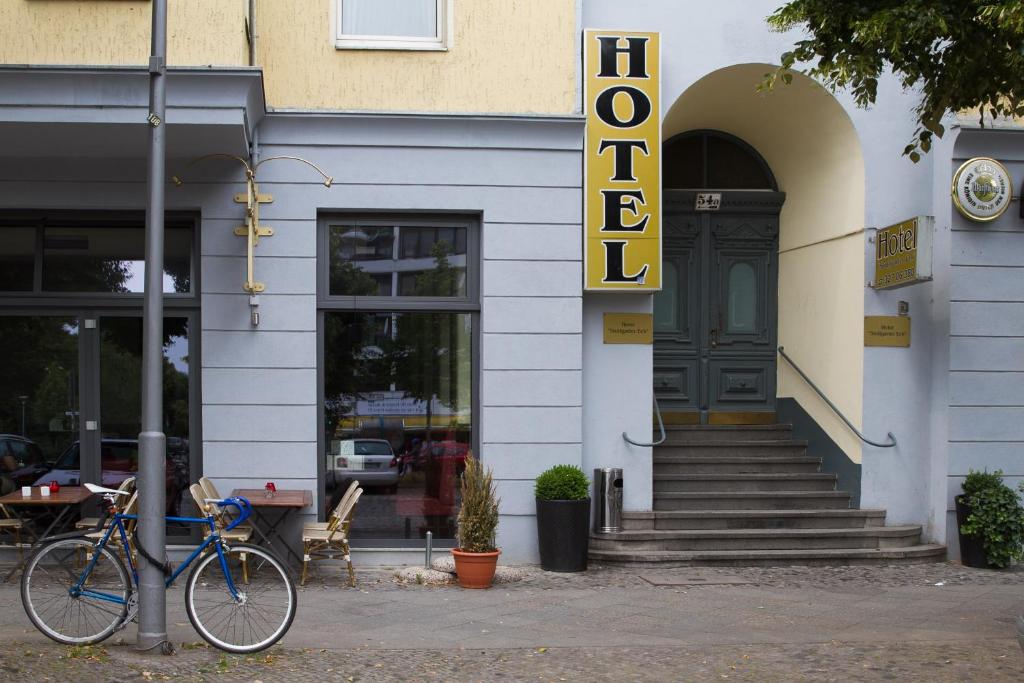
[{"x1": 328, "y1": 438, "x2": 399, "y2": 493}]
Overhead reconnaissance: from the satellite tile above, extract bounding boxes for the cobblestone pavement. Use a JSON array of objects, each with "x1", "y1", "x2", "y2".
[
  {"x1": 307, "y1": 559, "x2": 1024, "y2": 591},
  {"x1": 0, "y1": 639, "x2": 1020, "y2": 682},
  {"x1": 0, "y1": 561, "x2": 1020, "y2": 681}
]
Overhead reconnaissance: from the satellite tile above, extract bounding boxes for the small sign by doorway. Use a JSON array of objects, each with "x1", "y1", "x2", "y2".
[
  {"x1": 864, "y1": 316, "x2": 910, "y2": 347},
  {"x1": 695, "y1": 193, "x2": 722, "y2": 211},
  {"x1": 603, "y1": 313, "x2": 654, "y2": 344}
]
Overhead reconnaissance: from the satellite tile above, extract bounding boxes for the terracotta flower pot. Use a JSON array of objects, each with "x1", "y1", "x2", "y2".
[{"x1": 451, "y1": 548, "x2": 501, "y2": 589}]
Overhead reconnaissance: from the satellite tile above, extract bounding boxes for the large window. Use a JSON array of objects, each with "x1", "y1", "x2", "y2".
[
  {"x1": 319, "y1": 215, "x2": 478, "y2": 542},
  {"x1": 0, "y1": 213, "x2": 200, "y2": 537},
  {"x1": 336, "y1": 0, "x2": 447, "y2": 51}
]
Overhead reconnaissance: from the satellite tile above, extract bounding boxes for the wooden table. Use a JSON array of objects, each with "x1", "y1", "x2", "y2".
[
  {"x1": 0, "y1": 486, "x2": 95, "y2": 581},
  {"x1": 231, "y1": 489, "x2": 313, "y2": 566}
]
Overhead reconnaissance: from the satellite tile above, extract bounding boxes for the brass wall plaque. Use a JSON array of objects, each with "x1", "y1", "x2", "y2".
[
  {"x1": 864, "y1": 316, "x2": 910, "y2": 347},
  {"x1": 604, "y1": 313, "x2": 653, "y2": 344}
]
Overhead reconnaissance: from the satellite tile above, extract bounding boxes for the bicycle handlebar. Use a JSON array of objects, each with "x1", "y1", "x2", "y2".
[{"x1": 214, "y1": 496, "x2": 253, "y2": 532}]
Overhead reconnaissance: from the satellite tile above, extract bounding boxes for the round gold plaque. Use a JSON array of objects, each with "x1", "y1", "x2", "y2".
[{"x1": 951, "y1": 157, "x2": 1012, "y2": 222}]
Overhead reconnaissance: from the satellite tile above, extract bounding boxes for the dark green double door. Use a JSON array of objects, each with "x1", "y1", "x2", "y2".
[{"x1": 653, "y1": 191, "x2": 783, "y2": 424}]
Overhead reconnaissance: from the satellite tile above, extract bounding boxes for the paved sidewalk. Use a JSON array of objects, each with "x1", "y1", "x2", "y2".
[{"x1": 0, "y1": 562, "x2": 1021, "y2": 681}]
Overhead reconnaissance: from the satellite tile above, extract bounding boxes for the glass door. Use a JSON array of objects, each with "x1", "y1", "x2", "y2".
[
  {"x1": 95, "y1": 315, "x2": 194, "y2": 537},
  {"x1": 0, "y1": 316, "x2": 80, "y2": 493}
]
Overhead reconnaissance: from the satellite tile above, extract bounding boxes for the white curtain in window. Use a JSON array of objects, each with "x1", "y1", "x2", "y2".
[{"x1": 342, "y1": 0, "x2": 437, "y2": 38}]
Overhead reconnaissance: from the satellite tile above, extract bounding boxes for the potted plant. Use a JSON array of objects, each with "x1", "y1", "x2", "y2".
[
  {"x1": 956, "y1": 469, "x2": 1024, "y2": 568},
  {"x1": 535, "y1": 465, "x2": 590, "y2": 572},
  {"x1": 451, "y1": 457, "x2": 500, "y2": 588}
]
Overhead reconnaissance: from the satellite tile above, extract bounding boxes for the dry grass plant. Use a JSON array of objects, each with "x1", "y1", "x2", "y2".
[{"x1": 457, "y1": 458, "x2": 500, "y2": 553}]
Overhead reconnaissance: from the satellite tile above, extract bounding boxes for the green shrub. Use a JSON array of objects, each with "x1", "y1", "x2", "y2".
[
  {"x1": 457, "y1": 458, "x2": 499, "y2": 553},
  {"x1": 534, "y1": 465, "x2": 589, "y2": 501},
  {"x1": 959, "y1": 469, "x2": 1024, "y2": 568}
]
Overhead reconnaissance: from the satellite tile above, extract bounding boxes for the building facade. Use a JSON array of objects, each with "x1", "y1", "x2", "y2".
[{"x1": 0, "y1": 0, "x2": 1019, "y2": 563}]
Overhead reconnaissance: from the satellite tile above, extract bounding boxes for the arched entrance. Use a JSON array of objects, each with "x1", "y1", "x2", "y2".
[{"x1": 654, "y1": 130, "x2": 784, "y2": 424}]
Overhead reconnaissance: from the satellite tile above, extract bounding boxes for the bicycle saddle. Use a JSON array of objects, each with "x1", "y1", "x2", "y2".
[{"x1": 84, "y1": 483, "x2": 131, "y2": 496}]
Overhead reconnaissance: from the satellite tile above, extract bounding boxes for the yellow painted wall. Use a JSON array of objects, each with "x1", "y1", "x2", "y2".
[
  {"x1": 256, "y1": 0, "x2": 576, "y2": 113},
  {"x1": 0, "y1": 0, "x2": 248, "y2": 66},
  {"x1": 664, "y1": 64, "x2": 866, "y2": 462}
]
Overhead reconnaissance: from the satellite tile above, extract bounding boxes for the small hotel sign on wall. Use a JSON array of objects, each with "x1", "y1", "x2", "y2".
[
  {"x1": 872, "y1": 216, "x2": 933, "y2": 290},
  {"x1": 584, "y1": 30, "x2": 661, "y2": 291}
]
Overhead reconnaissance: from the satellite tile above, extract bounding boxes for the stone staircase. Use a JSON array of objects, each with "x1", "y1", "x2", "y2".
[{"x1": 590, "y1": 424, "x2": 945, "y2": 566}]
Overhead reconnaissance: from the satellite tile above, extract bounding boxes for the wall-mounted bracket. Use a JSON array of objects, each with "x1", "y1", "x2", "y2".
[
  {"x1": 234, "y1": 193, "x2": 273, "y2": 204},
  {"x1": 234, "y1": 225, "x2": 274, "y2": 244},
  {"x1": 173, "y1": 153, "x2": 331, "y2": 313}
]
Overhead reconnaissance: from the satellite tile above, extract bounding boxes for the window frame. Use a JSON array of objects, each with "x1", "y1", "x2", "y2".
[
  {"x1": 316, "y1": 212, "x2": 480, "y2": 542},
  {"x1": 318, "y1": 214, "x2": 480, "y2": 311},
  {"x1": 0, "y1": 211, "x2": 199, "y2": 304},
  {"x1": 335, "y1": 0, "x2": 448, "y2": 51}
]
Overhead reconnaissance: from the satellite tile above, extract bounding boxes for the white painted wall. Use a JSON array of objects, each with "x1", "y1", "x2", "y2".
[{"x1": 581, "y1": 294, "x2": 654, "y2": 514}]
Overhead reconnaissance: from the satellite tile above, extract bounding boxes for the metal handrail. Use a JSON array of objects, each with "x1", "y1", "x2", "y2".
[
  {"x1": 778, "y1": 345, "x2": 896, "y2": 448},
  {"x1": 623, "y1": 395, "x2": 667, "y2": 447}
]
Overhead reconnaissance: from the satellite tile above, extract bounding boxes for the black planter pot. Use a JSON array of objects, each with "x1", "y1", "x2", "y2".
[
  {"x1": 955, "y1": 496, "x2": 991, "y2": 568},
  {"x1": 536, "y1": 498, "x2": 590, "y2": 572}
]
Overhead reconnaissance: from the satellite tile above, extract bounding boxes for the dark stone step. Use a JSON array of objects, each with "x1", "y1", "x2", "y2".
[
  {"x1": 653, "y1": 473, "x2": 837, "y2": 493},
  {"x1": 659, "y1": 424, "x2": 794, "y2": 444},
  {"x1": 590, "y1": 526, "x2": 922, "y2": 552},
  {"x1": 622, "y1": 509, "x2": 886, "y2": 530},
  {"x1": 653, "y1": 491, "x2": 851, "y2": 511},
  {"x1": 654, "y1": 441, "x2": 809, "y2": 458},
  {"x1": 653, "y1": 456, "x2": 821, "y2": 475},
  {"x1": 588, "y1": 544, "x2": 947, "y2": 567}
]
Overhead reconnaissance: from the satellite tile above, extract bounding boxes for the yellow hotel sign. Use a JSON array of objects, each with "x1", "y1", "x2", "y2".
[
  {"x1": 873, "y1": 216, "x2": 933, "y2": 290},
  {"x1": 584, "y1": 30, "x2": 661, "y2": 291}
]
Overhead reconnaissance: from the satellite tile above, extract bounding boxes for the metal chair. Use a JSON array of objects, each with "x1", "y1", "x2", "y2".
[{"x1": 300, "y1": 488, "x2": 362, "y2": 587}]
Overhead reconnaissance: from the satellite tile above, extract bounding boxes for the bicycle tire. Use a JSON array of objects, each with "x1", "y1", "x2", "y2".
[
  {"x1": 184, "y1": 542, "x2": 296, "y2": 653},
  {"x1": 21, "y1": 537, "x2": 131, "y2": 645}
]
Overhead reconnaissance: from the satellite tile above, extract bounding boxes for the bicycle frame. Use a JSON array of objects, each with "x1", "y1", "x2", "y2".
[{"x1": 71, "y1": 497, "x2": 252, "y2": 608}]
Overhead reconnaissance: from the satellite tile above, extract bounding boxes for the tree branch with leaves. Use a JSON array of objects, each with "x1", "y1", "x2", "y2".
[{"x1": 766, "y1": 1, "x2": 1024, "y2": 160}]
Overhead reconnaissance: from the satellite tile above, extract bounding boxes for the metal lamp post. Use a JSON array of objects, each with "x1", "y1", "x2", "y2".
[
  {"x1": 18, "y1": 396, "x2": 27, "y2": 436},
  {"x1": 138, "y1": 0, "x2": 170, "y2": 655}
]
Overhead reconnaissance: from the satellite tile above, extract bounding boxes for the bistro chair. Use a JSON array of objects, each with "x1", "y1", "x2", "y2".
[
  {"x1": 300, "y1": 487, "x2": 362, "y2": 587},
  {"x1": 189, "y1": 483, "x2": 253, "y2": 542},
  {"x1": 303, "y1": 480, "x2": 360, "y2": 532},
  {"x1": 79, "y1": 491, "x2": 138, "y2": 570},
  {"x1": 85, "y1": 491, "x2": 138, "y2": 556},
  {"x1": 0, "y1": 504, "x2": 24, "y2": 561},
  {"x1": 198, "y1": 476, "x2": 254, "y2": 534},
  {"x1": 76, "y1": 476, "x2": 136, "y2": 531},
  {"x1": 189, "y1": 483, "x2": 250, "y2": 582}
]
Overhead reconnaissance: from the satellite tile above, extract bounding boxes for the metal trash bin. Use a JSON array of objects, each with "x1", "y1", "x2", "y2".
[{"x1": 594, "y1": 467, "x2": 623, "y2": 533}]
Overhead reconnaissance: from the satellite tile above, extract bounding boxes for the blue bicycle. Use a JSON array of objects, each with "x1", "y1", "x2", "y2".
[{"x1": 20, "y1": 483, "x2": 296, "y2": 653}]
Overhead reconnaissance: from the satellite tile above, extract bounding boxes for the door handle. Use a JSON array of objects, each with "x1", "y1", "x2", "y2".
[{"x1": 710, "y1": 328, "x2": 718, "y2": 347}]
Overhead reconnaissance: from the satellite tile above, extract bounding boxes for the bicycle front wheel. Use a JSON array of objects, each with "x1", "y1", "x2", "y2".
[
  {"x1": 185, "y1": 542, "x2": 296, "y2": 653},
  {"x1": 21, "y1": 538, "x2": 131, "y2": 645}
]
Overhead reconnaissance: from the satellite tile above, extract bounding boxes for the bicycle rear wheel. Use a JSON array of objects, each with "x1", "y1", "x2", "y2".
[
  {"x1": 21, "y1": 538, "x2": 131, "y2": 645},
  {"x1": 185, "y1": 542, "x2": 296, "y2": 653}
]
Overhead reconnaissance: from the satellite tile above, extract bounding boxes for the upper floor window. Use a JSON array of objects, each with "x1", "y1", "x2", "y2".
[{"x1": 336, "y1": 0, "x2": 447, "y2": 51}]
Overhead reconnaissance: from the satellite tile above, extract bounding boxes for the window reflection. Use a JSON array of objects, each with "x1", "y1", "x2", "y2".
[
  {"x1": 654, "y1": 260, "x2": 679, "y2": 332},
  {"x1": 41, "y1": 226, "x2": 191, "y2": 293},
  {"x1": 0, "y1": 317, "x2": 79, "y2": 494},
  {"x1": 328, "y1": 223, "x2": 468, "y2": 297},
  {"x1": 727, "y1": 261, "x2": 757, "y2": 333},
  {"x1": 0, "y1": 228, "x2": 35, "y2": 292},
  {"x1": 323, "y1": 311, "x2": 472, "y2": 540}
]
